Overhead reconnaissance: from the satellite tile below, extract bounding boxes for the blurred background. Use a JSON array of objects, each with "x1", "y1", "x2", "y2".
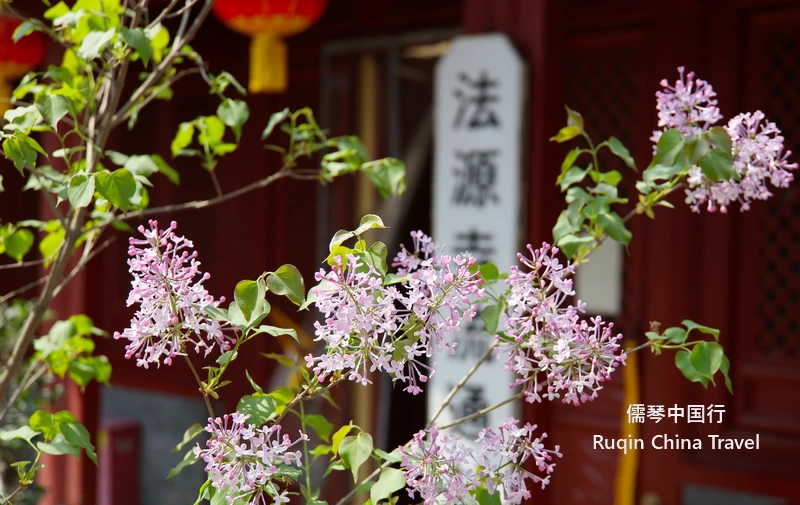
[{"x1": 1, "y1": 1, "x2": 799, "y2": 504}]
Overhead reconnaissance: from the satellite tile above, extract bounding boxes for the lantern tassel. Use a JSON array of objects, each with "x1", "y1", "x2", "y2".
[{"x1": 249, "y1": 33, "x2": 287, "y2": 94}]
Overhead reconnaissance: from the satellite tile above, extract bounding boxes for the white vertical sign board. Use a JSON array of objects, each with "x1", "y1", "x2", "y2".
[{"x1": 429, "y1": 34, "x2": 525, "y2": 441}]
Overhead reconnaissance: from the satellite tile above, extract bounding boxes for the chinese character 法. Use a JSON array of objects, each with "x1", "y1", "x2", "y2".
[{"x1": 453, "y1": 71, "x2": 500, "y2": 129}]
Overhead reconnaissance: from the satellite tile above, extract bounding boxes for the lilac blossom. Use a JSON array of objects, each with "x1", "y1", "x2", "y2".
[
  {"x1": 114, "y1": 220, "x2": 235, "y2": 368},
  {"x1": 685, "y1": 111, "x2": 797, "y2": 213},
  {"x1": 497, "y1": 243, "x2": 626, "y2": 405},
  {"x1": 305, "y1": 232, "x2": 483, "y2": 394},
  {"x1": 400, "y1": 426, "x2": 478, "y2": 505},
  {"x1": 476, "y1": 418, "x2": 562, "y2": 502},
  {"x1": 650, "y1": 66, "x2": 723, "y2": 148},
  {"x1": 195, "y1": 413, "x2": 307, "y2": 505},
  {"x1": 400, "y1": 418, "x2": 561, "y2": 505}
]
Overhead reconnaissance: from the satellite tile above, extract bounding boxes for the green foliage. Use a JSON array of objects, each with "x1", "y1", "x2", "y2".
[
  {"x1": 645, "y1": 319, "x2": 732, "y2": 394},
  {"x1": 338, "y1": 432, "x2": 373, "y2": 482}
]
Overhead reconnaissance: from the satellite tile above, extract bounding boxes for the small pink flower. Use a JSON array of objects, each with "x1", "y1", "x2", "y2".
[{"x1": 114, "y1": 220, "x2": 235, "y2": 368}]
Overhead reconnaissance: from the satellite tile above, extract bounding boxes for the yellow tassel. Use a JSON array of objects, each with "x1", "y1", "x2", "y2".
[
  {"x1": 614, "y1": 340, "x2": 641, "y2": 505},
  {"x1": 0, "y1": 80, "x2": 12, "y2": 118},
  {"x1": 249, "y1": 33, "x2": 287, "y2": 94}
]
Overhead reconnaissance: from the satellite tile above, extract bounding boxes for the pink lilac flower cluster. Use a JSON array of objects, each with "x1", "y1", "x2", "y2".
[
  {"x1": 305, "y1": 232, "x2": 483, "y2": 395},
  {"x1": 195, "y1": 413, "x2": 308, "y2": 505},
  {"x1": 685, "y1": 111, "x2": 797, "y2": 212},
  {"x1": 400, "y1": 418, "x2": 561, "y2": 505},
  {"x1": 114, "y1": 220, "x2": 235, "y2": 368},
  {"x1": 652, "y1": 67, "x2": 796, "y2": 213},
  {"x1": 497, "y1": 243, "x2": 626, "y2": 405},
  {"x1": 650, "y1": 66, "x2": 723, "y2": 148}
]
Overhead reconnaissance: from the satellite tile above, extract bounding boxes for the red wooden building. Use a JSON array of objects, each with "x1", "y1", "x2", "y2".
[{"x1": 2, "y1": 0, "x2": 799, "y2": 504}]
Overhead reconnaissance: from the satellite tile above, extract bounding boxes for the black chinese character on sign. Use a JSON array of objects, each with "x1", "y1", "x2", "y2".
[
  {"x1": 452, "y1": 150, "x2": 499, "y2": 207},
  {"x1": 453, "y1": 228, "x2": 495, "y2": 263},
  {"x1": 453, "y1": 71, "x2": 500, "y2": 129},
  {"x1": 449, "y1": 384, "x2": 489, "y2": 438}
]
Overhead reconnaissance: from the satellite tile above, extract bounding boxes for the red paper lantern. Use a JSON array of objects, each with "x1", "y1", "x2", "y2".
[
  {"x1": 213, "y1": 0, "x2": 328, "y2": 94},
  {"x1": 0, "y1": 16, "x2": 47, "y2": 114}
]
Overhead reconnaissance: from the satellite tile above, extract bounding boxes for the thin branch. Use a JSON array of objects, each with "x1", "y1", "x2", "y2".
[
  {"x1": 103, "y1": 169, "x2": 291, "y2": 225},
  {"x1": 52, "y1": 238, "x2": 114, "y2": 298},
  {"x1": 0, "y1": 258, "x2": 47, "y2": 271},
  {"x1": 112, "y1": 0, "x2": 215, "y2": 127},
  {"x1": 185, "y1": 355, "x2": 215, "y2": 418},
  {"x1": 113, "y1": 66, "x2": 203, "y2": 126},
  {"x1": 274, "y1": 376, "x2": 346, "y2": 425},
  {"x1": 148, "y1": 0, "x2": 181, "y2": 27},
  {"x1": 0, "y1": 364, "x2": 46, "y2": 420},
  {"x1": 0, "y1": 276, "x2": 48, "y2": 305},
  {"x1": 427, "y1": 340, "x2": 497, "y2": 427},
  {"x1": 435, "y1": 392, "x2": 525, "y2": 431}
]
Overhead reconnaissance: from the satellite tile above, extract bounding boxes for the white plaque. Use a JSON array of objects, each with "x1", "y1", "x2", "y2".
[{"x1": 429, "y1": 34, "x2": 526, "y2": 441}]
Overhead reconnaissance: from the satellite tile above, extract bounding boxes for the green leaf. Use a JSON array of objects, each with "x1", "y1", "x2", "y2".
[
  {"x1": 559, "y1": 165, "x2": 588, "y2": 191},
  {"x1": 556, "y1": 233, "x2": 593, "y2": 259},
  {"x1": 664, "y1": 327, "x2": 687, "y2": 344},
  {"x1": 597, "y1": 212, "x2": 631, "y2": 246},
  {"x1": 331, "y1": 425, "x2": 355, "y2": 455},
  {"x1": 304, "y1": 414, "x2": 333, "y2": 442},
  {"x1": 236, "y1": 395, "x2": 277, "y2": 425},
  {"x1": 481, "y1": 304, "x2": 501, "y2": 334},
  {"x1": 690, "y1": 341, "x2": 724, "y2": 380},
  {"x1": 682, "y1": 319, "x2": 721, "y2": 341},
  {"x1": 120, "y1": 27, "x2": 153, "y2": 66},
  {"x1": 370, "y1": 468, "x2": 406, "y2": 505},
  {"x1": 77, "y1": 28, "x2": 116, "y2": 60},
  {"x1": 698, "y1": 148, "x2": 734, "y2": 182},
  {"x1": 234, "y1": 279, "x2": 266, "y2": 321},
  {"x1": 68, "y1": 174, "x2": 95, "y2": 208},
  {"x1": 3, "y1": 137, "x2": 37, "y2": 174},
  {"x1": 339, "y1": 433, "x2": 373, "y2": 482},
  {"x1": 675, "y1": 350, "x2": 708, "y2": 387},
  {"x1": 550, "y1": 125, "x2": 582, "y2": 143},
  {"x1": 38, "y1": 434, "x2": 80, "y2": 459},
  {"x1": 262, "y1": 108, "x2": 290, "y2": 140},
  {"x1": 565, "y1": 105, "x2": 584, "y2": 129},
  {"x1": 607, "y1": 136, "x2": 636, "y2": 170},
  {"x1": 205, "y1": 306, "x2": 229, "y2": 322},
  {"x1": 5, "y1": 228, "x2": 34, "y2": 262},
  {"x1": 167, "y1": 448, "x2": 199, "y2": 479},
  {"x1": 255, "y1": 325, "x2": 298, "y2": 342},
  {"x1": 685, "y1": 135, "x2": 711, "y2": 164},
  {"x1": 559, "y1": 148, "x2": 581, "y2": 180},
  {"x1": 29, "y1": 410, "x2": 75, "y2": 441},
  {"x1": 260, "y1": 352, "x2": 295, "y2": 368},
  {"x1": 267, "y1": 265, "x2": 305, "y2": 306},
  {"x1": 720, "y1": 354, "x2": 734, "y2": 395},
  {"x1": 361, "y1": 158, "x2": 406, "y2": 198},
  {"x1": 479, "y1": 263, "x2": 499, "y2": 281},
  {"x1": 374, "y1": 448, "x2": 403, "y2": 463},
  {"x1": 216, "y1": 350, "x2": 238, "y2": 365},
  {"x1": 197, "y1": 116, "x2": 226, "y2": 147},
  {"x1": 172, "y1": 423, "x2": 204, "y2": 453},
  {"x1": 61, "y1": 421, "x2": 98, "y2": 465},
  {"x1": 96, "y1": 169, "x2": 136, "y2": 212},
  {"x1": 217, "y1": 99, "x2": 249, "y2": 141},
  {"x1": 44, "y1": 2, "x2": 70, "y2": 20},
  {"x1": 152, "y1": 155, "x2": 180, "y2": 184},
  {"x1": 13, "y1": 20, "x2": 39, "y2": 43},
  {"x1": 708, "y1": 126, "x2": 732, "y2": 153},
  {"x1": 353, "y1": 214, "x2": 387, "y2": 236},
  {"x1": 650, "y1": 129, "x2": 684, "y2": 168},
  {"x1": 0, "y1": 426, "x2": 38, "y2": 444},
  {"x1": 475, "y1": 486, "x2": 502, "y2": 505},
  {"x1": 171, "y1": 122, "x2": 195, "y2": 157}
]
